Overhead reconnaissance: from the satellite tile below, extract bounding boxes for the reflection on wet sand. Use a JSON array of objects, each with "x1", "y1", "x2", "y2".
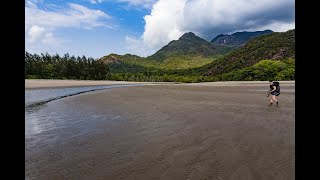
[{"x1": 25, "y1": 83, "x2": 295, "y2": 179}]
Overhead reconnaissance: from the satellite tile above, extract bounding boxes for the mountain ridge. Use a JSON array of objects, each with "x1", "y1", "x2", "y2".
[
  {"x1": 211, "y1": 30, "x2": 273, "y2": 45},
  {"x1": 146, "y1": 32, "x2": 236, "y2": 61},
  {"x1": 203, "y1": 29, "x2": 295, "y2": 76}
]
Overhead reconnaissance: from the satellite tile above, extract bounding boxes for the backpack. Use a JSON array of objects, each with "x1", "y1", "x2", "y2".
[{"x1": 273, "y1": 82, "x2": 280, "y2": 93}]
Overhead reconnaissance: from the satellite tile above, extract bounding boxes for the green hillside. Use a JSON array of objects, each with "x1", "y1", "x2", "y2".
[
  {"x1": 202, "y1": 29, "x2": 295, "y2": 76},
  {"x1": 97, "y1": 29, "x2": 295, "y2": 82},
  {"x1": 25, "y1": 29, "x2": 295, "y2": 83},
  {"x1": 148, "y1": 32, "x2": 236, "y2": 61},
  {"x1": 214, "y1": 58, "x2": 295, "y2": 81},
  {"x1": 99, "y1": 32, "x2": 235, "y2": 70}
]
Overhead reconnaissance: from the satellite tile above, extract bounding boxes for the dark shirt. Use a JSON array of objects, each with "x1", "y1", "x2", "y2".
[
  {"x1": 270, "y1": 84, "x2": 273, "y2": 89},
  {"x1": 270, "y1": 82, "x2": 280, "y2": 92},
  {"x1": 270, "y1": 84, "x2": 274, "y2": 91}
]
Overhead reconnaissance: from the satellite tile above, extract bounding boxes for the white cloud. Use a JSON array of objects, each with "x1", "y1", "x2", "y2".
[
  {"x1": 26, "y1": 25, "x2": 65, "y2": 54},
  {"x1": 41, "y1": 32, "x2": 63, "y2": 46},
  {"x1": 243, "y1": 21, "x2": 295, "y2": 33},
  {"x1": 90, "y1": 0, "x2": 105, "y2": 4},
  {"x1": 28, "y1": 25, "x2": 45, "y2": 42},
  {"x1": 118, "y1": 0, "x2": 157, "y2": 9},
  {"x1": 25, "y1": 2, "x2": 111, "y2": 30},
  {"x1": 25, "y1": 1, "x2": 112, "y2": 54},
  {"x1": 88, "y1": 0, "x2": 157, "y2": 9},
  {"x1": 90, "y1": 0, "x2": 98, "y2": 4},
  {"x1": 139, "y1": 0, "x2": 295, "y2": 52},
  {"x1": 142, "y1": 0, "x2": 185, "y2": 49},
  {"x1": 125, "y1": 36, "x2": 154, "y2": 57}
]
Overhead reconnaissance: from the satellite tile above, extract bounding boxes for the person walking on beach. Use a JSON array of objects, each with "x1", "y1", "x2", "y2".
[{"x1": 268, "y1": 80, "x2": 280, "y2": 106}]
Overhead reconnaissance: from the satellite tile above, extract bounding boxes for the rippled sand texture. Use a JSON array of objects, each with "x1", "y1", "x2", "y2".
[{"x1": 25, "y1": 84, "x2": 295, "y2": 179}]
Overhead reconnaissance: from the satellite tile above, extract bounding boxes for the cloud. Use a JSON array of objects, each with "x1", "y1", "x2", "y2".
[
  {"x1": 41, "y1": 32, "x2": 64, "y2": 46},
  {"x1": 25, "y1": 1, "x2": 112, "y2": 54},
  {"x1": 27, "y1": 25, "x2": 45, "y2": 42},
  {"x1": 140, "y1": 0, "x2": 295, "y2": 52},
  {"x1": 142, "y1": 0, "x2": 185, "y2": 49},
  {"x1": 244, "y1": 21, "x2": 295, "y2": 33},
  {"x1": 118, "y1": 0, "x2": 157, "y2": 9},
  {"x1": 88, "y1": 0, "x2": 157, "y2": 9},
  {"x1": 89, "y1": 0, "x2": 98, "y2": 4},
  {"x1": 125, "y1": 36, "x2": 154, "y2": 57},
  {"x1": 25, "y1": 2, "x2": 111, "y2": 30}
]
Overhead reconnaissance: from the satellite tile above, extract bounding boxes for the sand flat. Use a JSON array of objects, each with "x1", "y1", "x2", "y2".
[
  {"x1": 25, "y1": 79, "x2": 294, "y2": 89},
  {"x1": 25, "y1": 82, "x2": 294, "y2": 179},
  {"x1": 25, "y1": 79, "x2": 173, "y2": 89}
]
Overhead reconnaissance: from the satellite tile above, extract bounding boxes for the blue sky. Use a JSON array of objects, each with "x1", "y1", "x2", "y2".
[{"x1": 25, "y1": 0, "x2": 295, "y2": 58}]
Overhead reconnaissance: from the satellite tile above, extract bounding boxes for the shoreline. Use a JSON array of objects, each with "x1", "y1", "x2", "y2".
[
  {"x1": 25, "y1": 79, "x2": 173, "y2": 89},
  {"x1": 25, "y1": 79, "x2": 295, "y2": 89}
]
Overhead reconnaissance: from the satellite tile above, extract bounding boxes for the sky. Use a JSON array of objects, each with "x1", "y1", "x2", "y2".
[{"x1": 25, "y1": 0, "x2": 295, "y2": 58}]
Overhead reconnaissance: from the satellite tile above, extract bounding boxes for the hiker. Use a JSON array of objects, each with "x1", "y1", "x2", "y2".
[{"x1": 268, "y1": 80, "x2": 280, "y2": 106}]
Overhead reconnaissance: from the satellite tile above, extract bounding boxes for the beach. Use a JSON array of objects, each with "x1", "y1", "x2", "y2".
[
  {"x1": 25, "y1": 79, "x2": 173, "y2": 89},
  {"x1": 25, "y1": 81, "x2": 295, "y2": 179}
]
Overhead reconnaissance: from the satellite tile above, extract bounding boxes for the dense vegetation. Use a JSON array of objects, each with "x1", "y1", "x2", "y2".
[
  {"x1": 203, "y1": 29, "x2": 295, "y2": 76},
  {"x1": 99, "y1": 32, "x2": 234, "y2": 70},
  {"x1": 25, "y1": 52, "x2": 109, "y2": 80},
  {"x1": 25, "y1": 29, "x2": 295, "y2": 83},
  {"x1": 215, "y1": 58, "x2": 295, "y2": 81},
  {"x1": 102, "y1": 54, "x2": 220, "y2": 71},
  {"x1": 147, "y1": 32, "x2": 236, "y2": 61},
  {"x1": 105, "y1": 58, "x2": 294, "y2": 83}
]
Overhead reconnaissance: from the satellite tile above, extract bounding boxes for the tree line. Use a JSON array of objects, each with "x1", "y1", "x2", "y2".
[
  {"x1": 25, "y1": 51, "x2": 294, "y2": 83},
  {"x1": 25, "y1": 52, "x2": 109, "y2": 80}
]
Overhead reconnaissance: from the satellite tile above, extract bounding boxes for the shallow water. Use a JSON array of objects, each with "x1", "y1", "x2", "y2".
[
  {"x1": 25, "y1": 84, "x2": 143, "y2": 107},
  {"x1": 25, "y1": 84, "x2": 143, "y2": 138}
]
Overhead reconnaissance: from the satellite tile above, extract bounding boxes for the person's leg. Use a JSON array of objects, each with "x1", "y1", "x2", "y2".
[
  {"x1": 272, "y1": 96, "x2": 278, "y2": 102},
  {"x1": 269, "y1": 95, "x2": 274, "y2": 106},
  {"x1": 272, "y1": 95, "x2": 279, "y2": 106}
]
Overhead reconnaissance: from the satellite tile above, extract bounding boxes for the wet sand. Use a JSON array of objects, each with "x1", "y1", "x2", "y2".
[
  {"x1": 25, "y1": 79, "x2": 172, "y2": 89},
  {"x1": 25, "y1": 79, "x2": 294, "y2": 89},
  {"x1": 25, "y1": 83, "x2": 295, "y2": 179}
]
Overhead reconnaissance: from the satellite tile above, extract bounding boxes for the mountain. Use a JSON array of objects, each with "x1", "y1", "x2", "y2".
[
  {"x1": 211, "y1": 30, "x2": 273, "y2": 46},
  {"x1": 99, "y1": 32, "x2": 236, "y2": 70},
  {"x1": 99, "y1": 54, "x2": 123, "y2": 64},
  {"x1": 147, "y1": 32, "x2": 236, "y2": 61},
  {"x1": 99, "y1": 53, "x2": 141, "y2": 64},
  {"x1": 98, "y1": 29, "x2": 294, "y2": 82},
  {"x1": 203, "y1": 29, "x2": 295, "y2": 76},
  {"x1": 26, "y1": 28, "x2": 295, "y2": 83}
]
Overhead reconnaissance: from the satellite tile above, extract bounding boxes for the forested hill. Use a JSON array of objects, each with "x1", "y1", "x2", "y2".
[
  {"x1": 203, "y1": 29, "x2": 295, "y2": 77},
  {"x1": 25, "y1": 29, "x2": 294, "y2": 82},
  {"x1": 147, "y1": 32, "x2": 236, "y2": 61},
  {"x1": 98, "y1": 32, "x2": 236, "y2": 71}
]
